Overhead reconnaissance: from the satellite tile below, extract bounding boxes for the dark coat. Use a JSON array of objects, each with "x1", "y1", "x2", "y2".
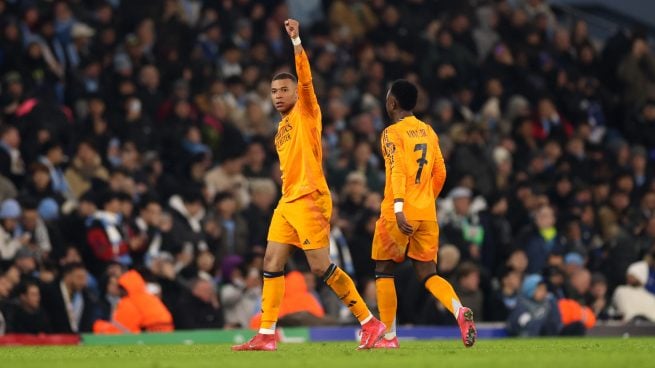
[
  {"x1": 507, "y1": 296, "x2": 561, "y2": 337},
  {"x1": 6, "y1": 303, "x2": 53, "y2": 334},
  {"x1": 40, "y1": 281, "x2": 97, "y2": 333},
  {"x1": 173, "y1": 293, "x2": 224, "y2": 330}
]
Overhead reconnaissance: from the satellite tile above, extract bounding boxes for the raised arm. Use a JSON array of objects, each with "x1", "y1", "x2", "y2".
[{"x1": 284, "y1": 19, "x2": 319, "y2": 118}]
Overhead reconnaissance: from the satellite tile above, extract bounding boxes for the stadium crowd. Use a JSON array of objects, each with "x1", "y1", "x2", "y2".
[{"x1": 0, "y1": 0, "x2": 654, "y2": 336}]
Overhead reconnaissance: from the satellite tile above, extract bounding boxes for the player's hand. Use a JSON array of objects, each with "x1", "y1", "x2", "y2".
[
  {"x1": 285, "y1": 18, "x2": 300, "y2": 39},
  {"x1": 395, "y1": 212, "x2": 413, "y2": 235}
]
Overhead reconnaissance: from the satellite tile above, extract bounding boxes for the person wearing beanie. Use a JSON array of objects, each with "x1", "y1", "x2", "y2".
[
  {"x1": 612, "y1": 260, "x2": 655, "y2": 322},
  {"x1": 507, "y1": 274, "x2": 562, "y2": 336},
  {"x1": 0, "y1": 199, "x2": 30, "y2": 266},
  {"x1": 19, "y1": 198, "x2": 53, "y2": 259},
  {"x1": 38, "y1": 198, "x2": 60, "y2": 222}
]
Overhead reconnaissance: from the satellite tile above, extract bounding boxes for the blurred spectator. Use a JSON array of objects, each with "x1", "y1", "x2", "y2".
[
  {"x1": 58, "y1": 191, "x2": 97, "y2": 257},
  {"x1": 128, "y1": 196, "x2": 163, "y2": 267},
  {"x1": 588, "y1": 273, "x2": 610, "y2": 320},
  {"x1": 618, "y1": 35, "x2": 655, "y2": 107},
  {"x1": 507, "y1": 274, "x2": 561, "y2": 336},
  {"x1": 441, "y1": 187, "x2": 485, "y2": 262},
  {"x1": 93, "y1": 269, "x2": 173, "y2": 333},
  {"x1": 0, "y1": 125, "x2": 25, "y2": 186},
  {"x1": 612, "y1": 261, "x2": 655, "y2": 322},
  {"x1": 64, "y1": 140, "x2": 109, "y2": 199},
  {"x1": 480, "y1": 193, "x2": 513, "y2": 275},
  {"x1": 19, "y1": 198, "x2": 53, "y2": 260},
  {"x1": 517, "y1": 205, "x2": 565, "y2": 274},
  {"x1": 205, "y1": 152, "x2": 249, "y2": 208},
  {"x1": 207, "y1": 191, "x2": 249, "y2": 260},
  {"x1": 242, "y1": 140, "x2": 271, "y2": 179},
  {"x1": 328, "y1": 0, "x2": 378, "y2": 41},
  {"x1": 38, "y1": 140, "x2": 70, "y2": 199},
  {"x1": 455, "y1": 262, "x2": 483, "y2": 318},
  {"x1": 6, "y1": 280, "x2": 52, "y2": 334},
  {"x1": 242, "y1": 179, "x2": 276, "y2": 249},
  {"x1": 173, "y1": 278, "x2": 223, "y2": 330},
  {"x1": 485, "y1": 267, "x2": 522, "y2": 321},
  {"x1": 220, "y1": 256, "x2": 261, "y2": 328},
  {"x1": 41, "y1": 262, "x2": 95, "y2": 333},
  {"x1": 451, "y1": 127, "x2": 496, "y2": 196},
  {"x1": 1, "y1": 199, "x2": 28, "y2": 267},
  {"x1": 85, "y1": 191, "x2": 131, "y2": 276},
  {"x1": 167, "y1": 190, "x2": 207, "y2": 257}
]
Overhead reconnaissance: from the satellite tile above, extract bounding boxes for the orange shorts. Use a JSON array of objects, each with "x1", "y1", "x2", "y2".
[
  {"x1": 371, "y1": 217, "x2": 439, "y2": 263},
  {"x1": 267, "y1": 191, "x2": 332, "y2": 249}
]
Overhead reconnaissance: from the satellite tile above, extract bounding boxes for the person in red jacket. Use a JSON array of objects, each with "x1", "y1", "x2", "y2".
[
  {"x1": 93, "y1": 270, "x2": 173, "y2": 333},
  {"x1": 85, "y1": 191, "x2": 131, "y2": 276},
  {"x1": 531, "y1": 97, "x2": 573, "y2": 143}
]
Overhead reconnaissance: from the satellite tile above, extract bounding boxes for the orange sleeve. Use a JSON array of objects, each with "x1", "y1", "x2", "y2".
[
  {"x1": 112, "y1": 299, "x2": 142, "y2": 333},
  {"x1": 431, "y1": 133, "x2": 446, "y2": 197},
  {"x1": 295, "y1": 50, "x2": 320, "y2": 118},
  {"x1": 383, "y1": 127, "x2": 406, "y2": 201}
]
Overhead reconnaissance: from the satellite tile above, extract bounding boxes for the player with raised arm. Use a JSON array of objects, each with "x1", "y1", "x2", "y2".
[
  {"x1": 231, "y1": 19, "x2": 385, "y2": 352},
  {"x1": 372, "y1": 80, "x2": 477, "y2": 349}
]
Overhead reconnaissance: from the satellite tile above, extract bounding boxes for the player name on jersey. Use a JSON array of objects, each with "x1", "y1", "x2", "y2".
[{"x1": 406, "y1": 128, "x2": 428, "y2": 138}]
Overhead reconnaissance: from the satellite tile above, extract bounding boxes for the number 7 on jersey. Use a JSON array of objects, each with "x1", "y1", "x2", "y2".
[{"x1": 414, "y1": 143, "x2": 428, "y2": 184}]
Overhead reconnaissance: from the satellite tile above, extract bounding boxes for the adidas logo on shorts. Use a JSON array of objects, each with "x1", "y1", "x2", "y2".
[{"x1": 303, "y1": 239, "x2": 311, "y2": 245}]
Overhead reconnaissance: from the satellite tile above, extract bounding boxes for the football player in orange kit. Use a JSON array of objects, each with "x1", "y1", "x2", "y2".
[
  {"x1": 371, "y1": 80, "x2": 476, "y2": 349},
  {"x1": 232, "y1": 18, "x2": 385, "y2": 352}
]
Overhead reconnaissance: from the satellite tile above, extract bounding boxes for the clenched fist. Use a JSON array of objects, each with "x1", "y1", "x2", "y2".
[{"x1": 284, "y1": 18, "x2": 300, "y2": 39}]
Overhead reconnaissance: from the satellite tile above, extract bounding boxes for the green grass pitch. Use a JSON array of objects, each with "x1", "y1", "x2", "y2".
[{"x1": 3, "y1": 338, "x2": 653, "y2": 368}]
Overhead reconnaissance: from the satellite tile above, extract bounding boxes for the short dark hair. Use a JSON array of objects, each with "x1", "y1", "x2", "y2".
[
  {"x1": 16, "y1": 280, "x2": 39, "y2": 296},
  {"x1": 138, "y1": 194, "x2": 160, "y2": 211},
  {"x1": 456, "y1": 261, "x2": 480, "y2": 281},
  {"x1": 61, "y1": 262, "x2": 86, "y2": 277},
  {"x1": 39, "y1": 140, "x2": 62, "y2": 156},
  {"x1": 272, "y1": 72, "x2": 297, "y2": 83},
  {"x1": 389, "y1": 79, "x2": 418, "y2": 111}
]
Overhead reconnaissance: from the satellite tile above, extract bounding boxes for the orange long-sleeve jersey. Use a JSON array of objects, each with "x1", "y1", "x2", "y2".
[
  {"x1": 380, "y1": 116, "x2": 446, "y2": 221},
  {"x1": 274, "y1": 50, "x2": 329, "y2": 202}
]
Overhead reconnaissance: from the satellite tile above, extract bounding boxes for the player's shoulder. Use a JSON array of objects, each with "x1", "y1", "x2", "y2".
[
  {"x1": 417, "y1": 119, "x2": 439, "y2": 141},
  {"x1": 381, "y1": 124, "x2": 399, "y2": 139},
  {"x1": 383, "y1": 123, "x2": 398, "y2": 133}
]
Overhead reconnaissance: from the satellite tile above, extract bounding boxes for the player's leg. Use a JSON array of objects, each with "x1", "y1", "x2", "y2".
[
  {"x1": 412, "y1": 259, "x2": 476, "y2": 347},
  {"x1": 412, "y1": 259, "x2": 462, "y2": 318},
  {"x1": 296, "y1": 192, "x2": 384, "y2": 349},
  {"x1": 305, "y1": 247, "x2": 372, "y2": 322},
  {"x1": 409, "y1": 221, "x2": 476, "y2": 347},
  {"x1": 371, "y1": 217, "x2": 408, "y2": 348},
  {"x1": 232, "y1": 206, "x2": 298, "y2": 351},
  {"x1": 374, "y1": 260, "x2": 399, "y2": 347},
  {"x1": 259, "y1": 241, "x2": 295, "y2": 332}
]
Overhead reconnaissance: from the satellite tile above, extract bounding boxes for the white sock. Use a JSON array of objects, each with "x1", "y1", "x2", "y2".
[
  {"x1": 384, "y1": 318, "x2": 397, "y2": 339},
  {"x1": 259, "y1": 328, "x2": 275, "y2": 335},
  {"x1": 360, "y1": 313, "x2": 373, "y2": 325},
  {"x1": 452, "y1": 298, "x2": 463, "y2": 318}
]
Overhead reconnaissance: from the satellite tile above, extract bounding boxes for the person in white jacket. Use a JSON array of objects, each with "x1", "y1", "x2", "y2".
[
  {"x1": 612, "y1": 260, "x2": 655, "y2": 322},
  {"x1": 0, "y1": 199, "x2": 30, "y2": 264}
]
